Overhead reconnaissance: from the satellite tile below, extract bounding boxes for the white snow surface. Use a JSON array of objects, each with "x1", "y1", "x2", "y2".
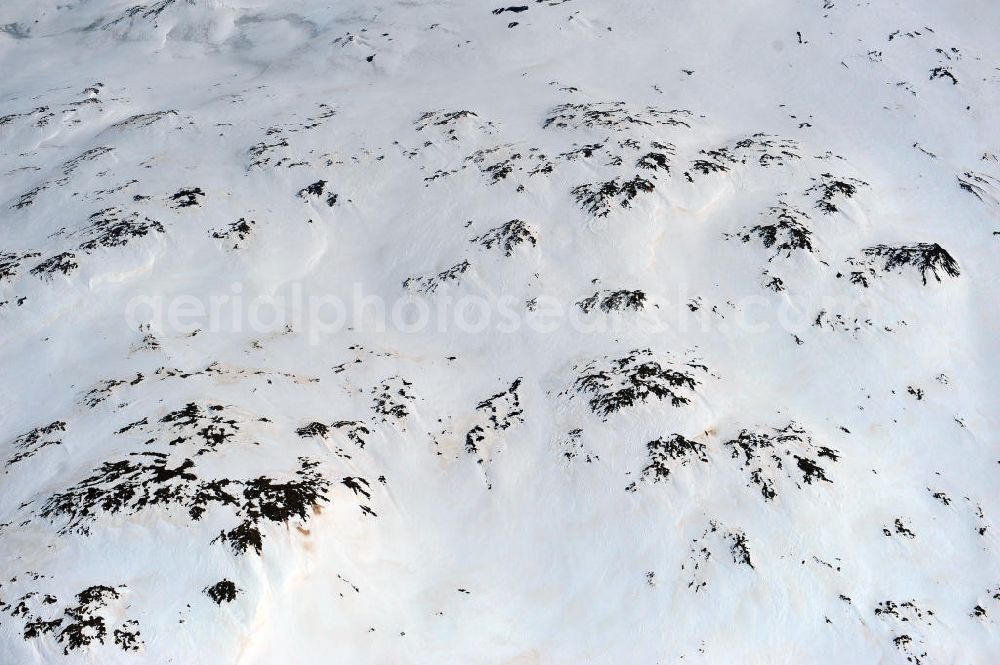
[{"x1": 1, "y1": 1, "x2": 999, "y2": 663}]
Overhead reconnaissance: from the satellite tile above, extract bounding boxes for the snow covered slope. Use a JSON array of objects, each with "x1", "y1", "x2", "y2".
[{"x1": 1, "y1": 1, "x2": 999, "y2": 662}]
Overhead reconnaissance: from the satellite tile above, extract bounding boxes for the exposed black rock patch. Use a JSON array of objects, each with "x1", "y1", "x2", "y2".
[
  {"x1": 571, "y1": 176, "x2": 655, "y2": 217},
  {"x1": 465, "y1": 144, "x2": 524, "y2": 184},
  {"x1": 42, "y1": 446, "x2": 335, "y2": 556},
  {"x1": 210, "y1": 218, "x2": 255, "y2": 249},
  {"x1": 543, "y1": 102, "x2": 692, "y2": 130},
  {"x1": 476, "y1": 378, "x2": 524, "y2": 432},
  {"x1": 686, "y1": 154, "x2": 730, "y2": 179},
  {"x1": 462, "y1": 379, "x2": 524, "y2": 477},
  {"x1": 61, "y1": 146, "x2": 115, "y2": 180},
  {"x1": 971, "y1": 587, "x2": 1000, "y2": 620},
  {"x1": 686, "y1": 134, "x2": 800, "y2": 181},
  {"x1": 74, "y1": 207, "x2": 164, "y2": 252},
  {"x1": 11, "y1": 146, "x2": 114, "y2": 209},
  {"x1": 403, "y1": 260, "x2": 471, "y2": 293},
  {"x1": 246, "y1": 104, "x2": 336, "y2": 170},
  {"x1": 577, "y1": 289, "x2": 646, "y2": 313},
  {"x1": 731, "y1": 202, "x2": 813, "y2": 258},
  {"x1": 929, "y1": 490, "x2": 951, "y2": 505},
  {"x1": 528, "y1": 158, "x2": 557, "y2": 176},
  {"x1": 125, "y1": 327, "x2": 159, "y2": 350},
  {"x1": 12, "y1": 184, "x2": 49, "y2": 210},
  {"x1": 30, "y1": 252, "x2": 78, "y2": 278},
  {"x1": 0, "y1": 104, "x2": 47, "y2": 126},
  {"x1": 929, "y1": 66, "x2": 958, "y2": 84},
  {"x1": 814, "y1": 309, "x2": 904, "y2": 336},
  {"x1": 0, "y1": 250, "x2": 41, "y2": 282},
  {"x1": 683, "y1": 134, "x2": 800, "y2": 181},
  {"x1": 81, "y1": 374, "x2": 144, "y2": 408},
  {"x1": 100, "y1": 0, "x2": 178, "y2": 28},
  {"x1": 155, "y1": 362, "x2": 319, "y2": 385},
  {"x1": 632, "y1": 434, "x2": 708, "y2": 487},
  {"x1": 805, "y1": 173, "x2": 868, "y2": 214},
  {"x1": 471, "y1": 219, "x2": 537, "y2": 255},
  {"x1": 636, "y1": 143, "x2": 675, "y2": 173},
  {"x1": 5, "y1": 421, "x2": 66, "y2": 468},
  {"x1": 294, "y1": 421, "x2": 363, "y2": 458},
  {"x1": 735, "y1": 134, "x2": 801, "y2": 167},
  {"x1": 957, "y1": 171, "x2": 1000, "y2": 204},
  {"x1": 875, "y1": 599, "x2": 932, "y2": 622},
  {"x1": 154, "y1": 402, "x2": 244, "y2": 455},
  {"x1": 423, "y1": 168, "x2": 459, "y2": 183},
  {"x1": 204, "y1": 580, "x2": 241, "y2": 605},
  {"x1": 465, "y1": 427, "x2": 486, "y2": 456},
  {"x1": 560, "y1": 142, "x2": 605, "y2": 161},
  {"x1": 170, "y1": 187, "x2": 204, "y2": 208},
  {"x1": 297, "y1": 180, "x2": 337, "y2": 207},
  {"x1": 111, "y1": 110, "x2": 177, "y2": 130},
  {"x1": 727, "y1": 531, "x2": 753, "y2": 568},
  {"x1": 570, "y1": 349, "x2": 704, "y2": 419},
  {"x1": 884, "y1": 518, "x2": 916, "y2": 538},
  {"x1": 416, "y1": 109, "x2": 480, "y2": 130},
  {"x1": 296, "y1": 422, "x2": 329, "y2": 439},
  {"x1": 723, "y1": 423, "x2": 838, "y2": 501},
  {"x1": 372, "y1": 376, "x2": 416, "y2": 424},
  {"x1": 559, "y1": 428, "x2": 598, "y2": 463},
  {"x1": 874, "y1": 599, "x2": 934, "y2": 663},
  {"x1": 331, "y1": 421, "x2": 372, "y2": 447},
  {"x1": 14, "y1": 584, "x2": 142, "y2": 655},
  {"x1": 37, "y1": 402, "x2": 338, "y2": 548},
  {"x1": 248, "y1": 137, "x2": 291, "y2": 169},
  {"x1": 683, "y1": 521, "x2": 754, "y2": 592},
  {"x1": 860, "y1": 243, "x2": 960, "y2": 285},
  {"x1": 214, "y1": 458, "x2": 336, "y2": 554},
  {"x1": 41, "y1": 453, "x2": 206, "y2": 535},
  {"x1": 80, "y1": 364, "x2": 314, "y2": 412}
]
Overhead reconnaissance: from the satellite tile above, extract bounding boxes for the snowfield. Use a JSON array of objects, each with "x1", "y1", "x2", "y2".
[{"x1": 1, "y1": 1, "x2": 999, "y2": 663}]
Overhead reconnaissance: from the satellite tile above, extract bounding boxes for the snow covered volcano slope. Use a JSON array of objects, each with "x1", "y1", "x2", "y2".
[{"x1": 1, "y1": 0, "x2": 1000, "y2": 662}]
